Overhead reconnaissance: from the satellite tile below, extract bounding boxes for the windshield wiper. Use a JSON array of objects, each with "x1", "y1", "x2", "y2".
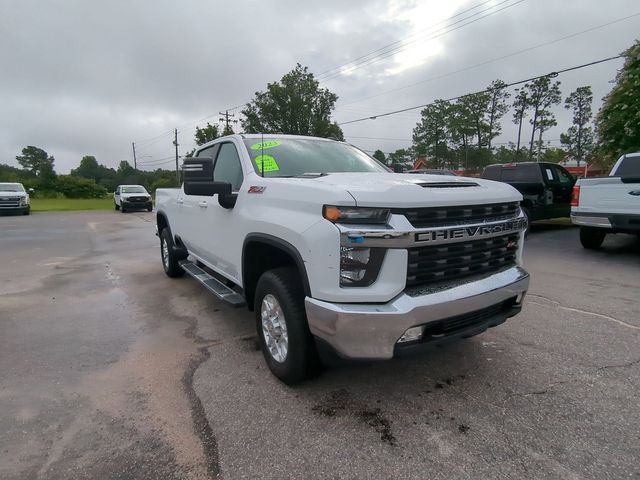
[{"x1": 294, "y1": 172, "x2": 328, "y2": 178}]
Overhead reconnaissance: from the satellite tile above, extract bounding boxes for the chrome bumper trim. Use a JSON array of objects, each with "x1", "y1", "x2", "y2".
[
  {"x1": 305, "y1": 266, "x2": 529, "y2": 360},
  {"x1": 571, "y1": 214, "x2": 612, "y2": 228}
]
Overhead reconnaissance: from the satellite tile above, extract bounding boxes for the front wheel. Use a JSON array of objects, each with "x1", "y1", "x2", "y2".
[
  {"x1": 254, "y1": 267, "x2": 320, "y2": 385},
  {"x1": 580, "y1": 227, "x2": 606, "y2": 249},
  {"x1": 114, "y1": 202, "x2": 120, "y2": 211},
  {"x1": 160, "y1": 228, "x2": 185, "y2": 277}
]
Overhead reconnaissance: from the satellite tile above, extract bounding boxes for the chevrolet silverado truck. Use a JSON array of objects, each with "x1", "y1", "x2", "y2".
[
  {"x1": 155, "y1": 134, "x2": 530, "y2": 384},
  {"x1": 0, "y1": 182, "x2": 31, "y2": 215},
  {"x1": 571, "y1": 152, "x2": 640, "y2": 249}
]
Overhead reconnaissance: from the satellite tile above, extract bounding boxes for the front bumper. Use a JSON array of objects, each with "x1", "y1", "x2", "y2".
[
  {"x1": 122, "y1": 201, "x2": 152, "y2": 210},
  {"x1": 305, "y1": 266, "x2": 529, "y2": 360},
  {"x1": 0, "y1": 205, "x2": 29, "y2": 214},
  {"x1": 571, "y1": 212, "x2": 640, "y2": 233}
]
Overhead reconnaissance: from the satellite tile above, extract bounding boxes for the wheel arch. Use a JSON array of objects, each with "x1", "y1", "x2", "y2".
[{"x1": 242, "y1": 234, "x2": 311, "y2": 312}]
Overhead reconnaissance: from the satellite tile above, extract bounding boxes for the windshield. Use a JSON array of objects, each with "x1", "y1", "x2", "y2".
[
  {"x1": 121, "y1": 186, "x2": 147, "y2": 193},
  {"x1": 0, "y1": 183, "x2": 25, "y2": 192},
  {"x1": 242, "y1": 138, "x2": 388, "y2": 177}
]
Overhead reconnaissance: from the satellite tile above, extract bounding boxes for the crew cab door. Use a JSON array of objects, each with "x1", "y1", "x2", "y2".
[
  {"x1": 188, "y1": 141, "x2": 245, "y2": 282},
  {"x1": 543, "y1": 164, "x2": 575, "y2": 217},
  {"x1": 114, "y1": 186, "x2": 121, "y2": 206}
]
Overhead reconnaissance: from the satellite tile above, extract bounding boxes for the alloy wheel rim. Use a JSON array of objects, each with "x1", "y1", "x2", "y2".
[
  {"x1": 261, "y1": 294, "x2": 288, "y2": 363},
  {"x1": 162, "y1": 238, "x2": 169, "y2": 269}
]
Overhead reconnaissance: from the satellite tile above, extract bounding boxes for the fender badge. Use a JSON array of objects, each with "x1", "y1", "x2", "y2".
[{"x1": 248, "y1": 186, "x2": 266, "y2": 194}]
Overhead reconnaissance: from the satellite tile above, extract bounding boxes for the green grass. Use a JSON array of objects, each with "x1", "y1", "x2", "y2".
[{"x1": 31, "y1": 198, "x2": 114, "y2": 212}]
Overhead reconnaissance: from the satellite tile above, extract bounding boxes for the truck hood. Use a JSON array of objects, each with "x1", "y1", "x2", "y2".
[
  {"x1": 311, "y1": 173, "x2": 521, "y2": 208},
  {"x1": 121, "y1": 193, "x2": 150, "y2": 199},
  {"x1": 0, "y1": 192, "x2": 27, "y2": 199}
]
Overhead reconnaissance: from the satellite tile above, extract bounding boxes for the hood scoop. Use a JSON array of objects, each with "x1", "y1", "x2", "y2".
[{"x1": 416, "y1": 181, "x2": 479, "y2": 188}]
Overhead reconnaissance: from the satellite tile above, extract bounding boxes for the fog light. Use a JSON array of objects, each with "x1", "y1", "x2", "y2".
[
  {"x1": 515, "y1": 293, "x2": 525, "y2": 304},
  {"x1": 397, "y1": 326, "x2": 424, "y2": 343}
]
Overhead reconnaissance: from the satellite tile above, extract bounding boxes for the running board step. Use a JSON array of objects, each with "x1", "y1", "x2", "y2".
[{"x1": 179, "y1": 260, "x2": 245, "y2": 307}]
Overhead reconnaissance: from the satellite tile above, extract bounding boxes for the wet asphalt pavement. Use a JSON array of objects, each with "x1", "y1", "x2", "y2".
[{"x1": 0, "y1": 211, "x2": 639, "y2": 479}]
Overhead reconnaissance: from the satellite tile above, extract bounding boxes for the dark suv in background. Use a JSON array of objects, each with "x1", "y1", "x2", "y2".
[{"x1": 481, "y1": 162, "x2": 575, "y2": 230}]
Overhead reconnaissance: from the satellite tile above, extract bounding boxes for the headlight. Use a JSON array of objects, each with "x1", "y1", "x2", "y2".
[
  {"x1": 323, "y1": 205, "x2": 390, "y2": 225},
  {"x1": 19, "y1": 197, "x2": 27, "y2": 205},
  {"x1": 340, "y1": 247, "x2": 385, "y2": 287}
]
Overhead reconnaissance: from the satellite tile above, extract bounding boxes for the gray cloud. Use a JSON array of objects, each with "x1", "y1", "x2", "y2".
[{"x1": 1, "y1": 0, "x2": 638, "y2": 172}]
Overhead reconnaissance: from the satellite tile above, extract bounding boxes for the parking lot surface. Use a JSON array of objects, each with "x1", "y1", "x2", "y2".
[{"x1": 1, "y1": 212, "x2": 639, "y2": 479}]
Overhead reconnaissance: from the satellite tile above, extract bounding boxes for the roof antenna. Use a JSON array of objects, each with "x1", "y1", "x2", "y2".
[{"x1": 261, "y1": 132, "x2": 265, "y2": 178}]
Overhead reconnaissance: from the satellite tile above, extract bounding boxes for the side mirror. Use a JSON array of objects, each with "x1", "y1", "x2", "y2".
[
  {"x1": 182, "y1": 156, "x2": 237, "y2": 209},
  {"x1": 28, "y1": 188, "x2": 35, "y2": 193}
]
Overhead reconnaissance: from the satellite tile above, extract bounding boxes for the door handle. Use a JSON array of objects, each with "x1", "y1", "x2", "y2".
[
  {"x1": 629, "y1": 190, "x2": 640, "y2": 196},
  {"x1": 198, "y1": 201, "x2": 208, "y2": 208}
]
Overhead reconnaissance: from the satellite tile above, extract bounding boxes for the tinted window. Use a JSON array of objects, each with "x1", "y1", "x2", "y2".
[
  {"x1": 482, "y1": 166, "x2": 501, "y2": 181},
  {"x1": 501, "y1": 165, "x2": 539, "y2": 182},
  {"x1": 196, "y1": 144, "x2": 219, "y2": 160},
  {"x1": 214, "y1": 143, "x2": 243, "y2": 190},
  {"x1": 616, "y1": 156, "x2": 640, "y2": 176},
  {"x1": 551, "y1": 165, "x2": 573, "y2": 184},
  {"x1": 242, "y1": 137, "x2": 388, "y2": 177}
]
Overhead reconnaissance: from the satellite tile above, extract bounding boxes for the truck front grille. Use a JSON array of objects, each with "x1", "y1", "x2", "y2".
[
  {"x1": 406, "y1": 234, "x2": 518, "y2": 289},
  {"x1": 393, "y1": 202, "x2": 519, "y2": 228},
  {"x1": 127, "y1": 197, "x2": 149, "y2": 202},
  {"x1": 0, "y1": 198, "x2": 21, "y2": 208}
]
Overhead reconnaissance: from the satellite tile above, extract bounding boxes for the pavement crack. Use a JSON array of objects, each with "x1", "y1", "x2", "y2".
[
  {"x1": 527, "y1": 294, "x2": 640, "y2": 330},
  {"x1": 182, "y1": 344, "x2": 221, "y2": 479},
  {"x1": 596, "y1": 358, "x2": 640, "y2": 371}
]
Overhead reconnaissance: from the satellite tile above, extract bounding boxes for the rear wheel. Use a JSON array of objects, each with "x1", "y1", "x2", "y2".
[
  {"x1": 160, "y1": 228, "x2": 185, "y2": 277},
  {"x1": 254, "y1": 267, "x2": 319, "y2": 384},
  {"x1": 580, "y1": 227, "x2": 606, "y2": 249}
]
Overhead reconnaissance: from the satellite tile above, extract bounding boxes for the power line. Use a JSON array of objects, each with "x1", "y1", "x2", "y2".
[
  {"x1": 336, "y1": 11, "x2": 640, "y2": 108},
  {"x1": 338, "y1": 54, "x2": 626, "y2": 126},
  {"x1": 314, "y1": 0, "x2": 497, "y2": 79},
  {"x1": 317, "y1": 0, "x2": 526, "y2": 82}
]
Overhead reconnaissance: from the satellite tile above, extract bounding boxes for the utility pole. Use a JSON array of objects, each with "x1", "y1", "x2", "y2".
[
  {"x1": 173, "y1": 128, "x2": 179, "y2": 183},
  {"x1": 219, "y1": 110, "x2": 237, "y2": 134},
  {"x1": 132, "y1": 142, "x2": 137, "y2": 170}
]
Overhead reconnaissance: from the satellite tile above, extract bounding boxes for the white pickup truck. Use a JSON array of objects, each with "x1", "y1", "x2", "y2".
[
  {"x1": 156, "y1": 134, "x2": 530, "y2": 384},
  {"x1": 571, "y1": 152, "x2": 640, "y2": 249}
]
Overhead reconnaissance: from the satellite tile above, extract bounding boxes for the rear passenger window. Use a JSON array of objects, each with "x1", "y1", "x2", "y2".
[
  {"x1": 482, "y1": 166, "x2": 501, "y2": 181},
  {"x1": 501, "y1": 165, "x2": 539, "y2": 182},
  {"x1": 214, "y1": 143, "x2": 244, "y2": 191}
]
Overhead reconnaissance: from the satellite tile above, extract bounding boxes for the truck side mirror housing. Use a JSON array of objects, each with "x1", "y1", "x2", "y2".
[{"x1": 182, "y1": 157, "x2": 237, "y2": 208}]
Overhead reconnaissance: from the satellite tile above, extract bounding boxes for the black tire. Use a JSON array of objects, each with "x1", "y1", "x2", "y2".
[
  {"x1": 160, "y1": 228, "x2": 185, "y2": 278},
  {"x1": 121, "y1": 205, "x2": 126, "y2": 213},
  {"x1": 23, "y1": 208, "x2": 30, "y2": 216},
  {"x1": 580, "y1": 227, "x2": 606, "y2": 249},
  {"x1": 254, "y1": 267, "x2": 320, "y2": 385},
  {"x1": 147, "y1": 206, "x2": 153, "y2": 212},
  {"x1": 114, "y1": 202, "x2": 120, "y2": 211},
  {"x1": 521, "y1": 206, "x2": 531, "y2": 236}
]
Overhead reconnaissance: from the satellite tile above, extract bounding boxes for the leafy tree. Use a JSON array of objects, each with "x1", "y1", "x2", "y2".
[
  {"x1": 541, "y1": 147, "x2": 567, "y2": 163},
  {"x1": 222, "y1": 123, "x2": 235, "y2": 136},
  {"x1": 71, "y1": 155, "x2": 117, "y2": 189},
  {"x1": 458, "y1": 92, "x2": 490, "y2": 148},
  {"x1": 485, "y1": 80, "x2": 511, "y2": 149},
  {"x1": 512, "y1": 88, "x2": 529, "y2": 158},
  {"x1": 16, "y1": 146, "x2": 56, "y2": 182},
  {"x1": 560, "y1": 86, "x2": 594, "y2": 166},
  {"x1": 412, "y1": 100, "x2": 450, "y2": 167},
  {"x1": 241, "y1": 64, "x2": 343, "y2": 140},
  {"x1": 448, "y1": 99, "x2": 476, "y2": 169},
  {"x1": 194, "y1": 123, "x2": 220, "y2": 145},
  {"x1": 55, "y1": 175, "x2": 107, "y2": 198},
  {"x1": 372, "y1": 149, "x2": 386, "y2": 164},
  {"x1": 387, "y1": 149, "x2": 410, "y2": 165},
  {"x1": 493, "y1": 145, "x2": 518, "y2": 164},
  {"x1": 524, "y1": 76, "x2": 562, "y2": 159},
  {"x1": 596, "y1": 40, "x2": 640, "y2": 159}
]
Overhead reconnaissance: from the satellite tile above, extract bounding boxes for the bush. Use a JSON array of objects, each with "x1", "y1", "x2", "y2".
[{"x1": 53, "y1": 175, "x2": 107, "y2": 199}]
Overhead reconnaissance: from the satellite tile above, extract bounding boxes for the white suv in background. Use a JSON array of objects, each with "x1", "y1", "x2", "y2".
[{"x1": 114, "y1": 185, "x2": 153, "y2": 212}]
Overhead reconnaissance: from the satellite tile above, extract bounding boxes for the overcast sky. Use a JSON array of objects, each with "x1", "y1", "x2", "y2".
[{"x1": 1, "y1": 0, "x2": 638, "y2": 173}]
